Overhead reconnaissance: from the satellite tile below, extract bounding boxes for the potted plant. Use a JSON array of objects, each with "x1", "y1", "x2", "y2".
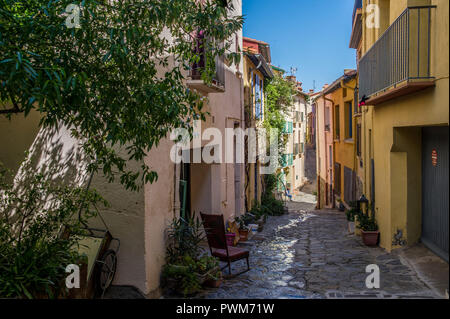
[
  {"x1": 236, "y1": 215, "x2": 251, "y2": 242},
  {"x1": 346, "y1": 208, "x2": 361, "y2": 234},
  {"x1": 357, "y1": 214, "x2": 379, "y2": 246},
  {"x1": 201, "y1": 256, "x2": 223, "y2": 288},
  {"x1": 337, "y1": 199, "x2": 346, "y2": 212},
  {"x1": 238, "y1": 224, "x2": 250, "y2": 242},
  {"x1": 163, "y1": 214, "x2": 210, "y2": 296}
]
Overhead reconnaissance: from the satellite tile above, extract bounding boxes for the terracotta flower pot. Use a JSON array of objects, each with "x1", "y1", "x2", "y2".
[
  {"x1": 203, "y1": 279, "x2": 223, "y2": 288},
  {"x1": 239, "y1": 229, "x2": 249, "y2": 242},
  {"x1": 361, "y1": 230, "x2": 379, "y2": 246}
]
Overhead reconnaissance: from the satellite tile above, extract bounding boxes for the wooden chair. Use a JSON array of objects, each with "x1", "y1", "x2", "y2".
[{"x1": 200, "y1": 213, "x2": 250, "y2": 276}]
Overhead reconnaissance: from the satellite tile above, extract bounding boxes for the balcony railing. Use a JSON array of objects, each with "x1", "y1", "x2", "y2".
[
  {"x1": 188, "y1": 33, "x2": 225, "y2": 93},
  {"x1": 359, "y1": 6, "x2": 435, "y2": 102},
  {"x1": 189, "y1": 55, "x2": 225, "y2": 93}
]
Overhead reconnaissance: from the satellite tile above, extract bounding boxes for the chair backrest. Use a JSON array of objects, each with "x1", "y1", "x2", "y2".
[{"x1": 200, "y1": 213, "x2": 227, "y2": 250}]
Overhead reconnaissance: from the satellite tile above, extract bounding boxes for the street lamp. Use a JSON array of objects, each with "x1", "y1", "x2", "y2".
[{"x1": 358, "y1": 194, "x2": 369, "y2": 215}]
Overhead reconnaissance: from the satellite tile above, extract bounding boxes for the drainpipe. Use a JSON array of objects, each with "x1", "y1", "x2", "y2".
[
  {"x1": 323, "y1": 94, "x2": 335, "y2": 208},
  {"x1": 315, "y1": 97, "x2": 321, "y2": 210}
]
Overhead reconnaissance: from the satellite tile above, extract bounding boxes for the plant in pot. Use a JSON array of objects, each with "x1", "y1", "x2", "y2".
[
  {"x1": 249, "y1": 205, "x2": 267, "y2": 231},
  {"x1": 346, "y1": 207, "x2": 361, "y2": 234},
  {"x1": 357, "y1": 214, "x2": 379, "y2": 246},
  {"x1": 236, "y1": 216, "x2": 250, "y2": 242},
  {"x1": 200, "y1": 256, "x2": 223, "y2": 288},
  {"x1": 162, "y1": 213, "x2": 206, "y2": 296},
  {"x1": 337, "y1": 199, "x2": 346, "y2": 212}
]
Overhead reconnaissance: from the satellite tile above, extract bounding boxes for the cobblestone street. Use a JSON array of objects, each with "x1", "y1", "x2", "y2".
[{"x1": 197, "y1": 198, "x2": 440, "y2": 299}]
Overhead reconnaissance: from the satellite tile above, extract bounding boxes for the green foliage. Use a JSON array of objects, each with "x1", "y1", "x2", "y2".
[
  {"x1": 235, "y1": 214, "x2": 252, "y2": 230},
  {"x1": 163, "y1": 213, "x2": 221, "y2": 296},
  {"x1": 163, "y1": 254, "x2": 221, "y2": 296},
  {"x1": 0, "y1": 163, "x2": 105, "y2": 299},
  {"x1": 259, "y1": 174, "x2": 285, "y2": 216},
  {"x1": 196, "y1": 255, "x2": 221, "y2": 280},
  {"x1": 261, "y1": 194, "x2": 284, "y2": 216},
  {"x1": 165, "y1": 213, "x2": 205, "y2": 265},
  {"x1": 263, "y1": 73, "x2": 296, "y2": 163},
  {"x1": 162, "y1": 256, "x2": 202, "y2": 296},
  {"x1": 0, "y1": 0, "x2": 243, "y2": 191},
  {"x1": 346, "y1": 208, "x2": 362, "y2": 222},
  {"x1": 357, "y1": 214, "x2": 379, "y2": 232}
]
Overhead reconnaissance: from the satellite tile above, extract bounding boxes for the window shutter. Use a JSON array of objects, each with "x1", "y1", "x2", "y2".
[{"x1": 255, "y1": 74, "x2": 261, "y2": 119}]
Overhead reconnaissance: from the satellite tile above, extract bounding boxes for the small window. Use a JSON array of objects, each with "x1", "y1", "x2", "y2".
[
  {"x1": 344, "y1": 101, "x2": 353, "y2": 139},
  {"x1": 356, "y1": 124, "x2": 362, "y2": 156},
  {"x1": 335, "y1": 105, "x2": 340, "y2": 140}
]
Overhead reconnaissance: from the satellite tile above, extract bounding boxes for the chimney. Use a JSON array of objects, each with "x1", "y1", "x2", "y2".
[
  {"x1": 286, "y1": 75, "x2": 296, "y2": 83},
  {"x1": 323, "y1": 84, "x2": 329, "y2": 89},
  {"x1": 309, "y1": 89, "x2": 314, "y2": 94}
]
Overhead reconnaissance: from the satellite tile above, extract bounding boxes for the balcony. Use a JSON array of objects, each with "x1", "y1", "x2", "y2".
[
  {"x1": 187, "y1": 34, "x2": 225, "y2": 94},
  {"x1": 359, "y1": 6, "x2": 436, "y2": 106}
]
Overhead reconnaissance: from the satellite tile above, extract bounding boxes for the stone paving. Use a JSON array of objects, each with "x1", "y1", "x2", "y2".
[{"x1": 197, "y1": 198, "x2": 440, "y2": 299}]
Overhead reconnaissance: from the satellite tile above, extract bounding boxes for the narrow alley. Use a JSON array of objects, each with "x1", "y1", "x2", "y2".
[{"x1": 196, "y1": 195, "x2": 442, "y2": 299}]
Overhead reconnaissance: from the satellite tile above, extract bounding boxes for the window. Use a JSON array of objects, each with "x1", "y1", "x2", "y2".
[
  {"x1": 356, "y1": 124, "x2": 362, "y2": 156},
  {"x1": 344, "y1": 101, "x2": 353, "y2": 140},
  {"x1": 255, "y1": 74, "x2": 262, "y2": 119},
  {"x1": 335, "y1": 105, "x2": 340, "y2": 140},
  {"x1": 329, "y1": 146, "x2": 332, "y2": 167},
  {"x1": 334, "y1": 162, "x2": 341, "y2": 196},
  {"x1": 325, "y1": 107, "x2": 330, "y2": 131},
  {"x1": 343, "y1": 88, "x2": 347, "y2": 98}
]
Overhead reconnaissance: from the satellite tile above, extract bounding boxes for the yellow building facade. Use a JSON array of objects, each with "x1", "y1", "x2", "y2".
[
  {"x1": 356, "y1": 0, "x2": 449, "y2": 259},
  {"x1": 242, "y1": 38, "x2": 274, "y2": 211},
  {"x1": 327, "y1": 73, "x2": 359, "y2": 208}
]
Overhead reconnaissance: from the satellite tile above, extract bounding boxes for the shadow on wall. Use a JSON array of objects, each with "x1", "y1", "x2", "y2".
[{"x1": 13, "y1": 124, "x2": 90, "y2": 189}]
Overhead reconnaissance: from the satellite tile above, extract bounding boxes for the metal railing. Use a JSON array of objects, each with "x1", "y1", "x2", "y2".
[
  {"x1": 359, "y1": 6, "x2": 435, "y2": 99},
  {"x1": 190, "y1": 55, "x2": 225, "y2": 88},
  {"x1": 190, "y1": 34, "x2": 226, "y2": 88}
]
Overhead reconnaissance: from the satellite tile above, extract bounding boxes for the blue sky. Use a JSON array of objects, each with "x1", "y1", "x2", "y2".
[{"x1": 243, "y1": 0, "x2": 356, "y2": 92}]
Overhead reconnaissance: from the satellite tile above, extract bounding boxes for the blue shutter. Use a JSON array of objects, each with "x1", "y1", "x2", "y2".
[{"x1": 255, "y1": 74, "x2": 261, "y2": 119}]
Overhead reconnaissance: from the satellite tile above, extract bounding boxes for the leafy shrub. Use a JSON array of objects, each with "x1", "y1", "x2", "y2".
[
  {"x1": 0, "y1": 165, "x2": 104, "y2": 299},
  {"x1": 357, "y1": 214, "x2": 379, "y2": 232},
  {"x1": 165, "y1": 213, "x2": 205, "y2": 265},
  {"x1": 248, "y1": 174, "x2": 285, "y2": 218},
  {"x1": 163, "y1": 213, "x2": 221, "y2": 296},
  {"x1": 346, "y1": 208, "x2": 362, "y2": 222}
]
